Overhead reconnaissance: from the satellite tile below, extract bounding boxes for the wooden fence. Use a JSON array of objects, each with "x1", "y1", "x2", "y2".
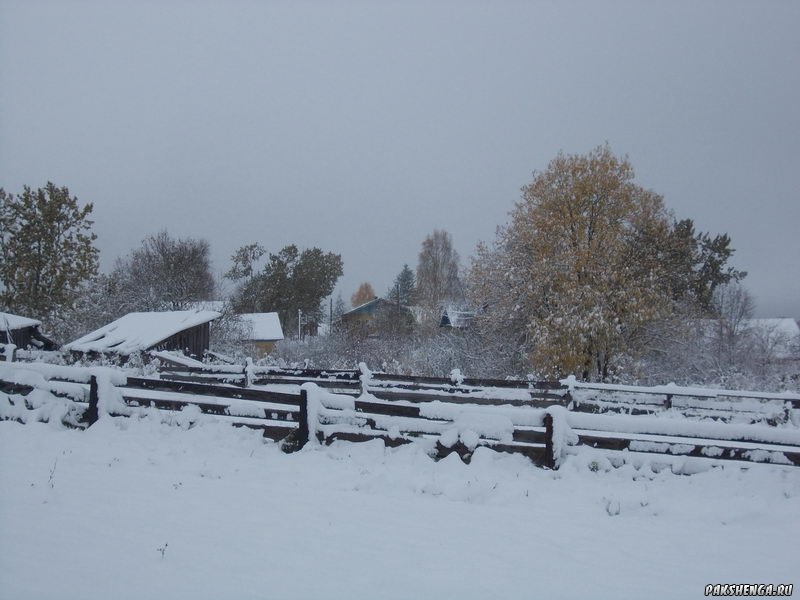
[
  {"x1": 2, "y1": 361, "x2": 799, "y2": 470},
  {"x1": 155, "y1": 357, "x2": 798, "y2": 426}
]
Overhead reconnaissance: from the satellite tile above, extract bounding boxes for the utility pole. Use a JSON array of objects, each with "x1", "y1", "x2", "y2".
[{"x1": 298, "y1": 308, "x2": 302, "y2": 341}]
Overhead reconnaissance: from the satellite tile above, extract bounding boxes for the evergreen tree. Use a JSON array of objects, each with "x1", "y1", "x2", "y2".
[
  {"x1": 332, "y1": 294, "x2": 347, "y2": 321},
  {"x1": 386, "y1": 264, "x2": 416, "y2": 306},
  {"x1": 0, "y1": 183, "x2": 99, "y2": 318}
]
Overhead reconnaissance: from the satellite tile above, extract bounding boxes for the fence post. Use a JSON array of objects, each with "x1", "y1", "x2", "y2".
[
  {"x1": 296, "y1": 388, "x2": 309, "y2": 449},
  {"x1": 665, "y1": 394, "x2": 673, "y2": 410},
  {"x1": 86, "y1": 375, "x2": 99, "y2": 426},
  {"x1": 543, "y1": 412, "x2": 556, "y2": 469}
]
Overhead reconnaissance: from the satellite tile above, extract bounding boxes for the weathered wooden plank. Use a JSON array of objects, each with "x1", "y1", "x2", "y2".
[
  {"x1": 86, "y1": 375, "x2": 99, "y2": 425},
  {"x1": 487, "y1": 442, "x2": 550, "y2": 466},
  {"x1": 370, "y1": 372, "x2": 564, "y2": 391},
  {"x1": 324, "y1": 430, "x2": 413, "y2": 447},
  {"x1": 125, "y1": 377, "x2": 301, "y2": 406},
  {"x1": 570, "y1": 402, "x2": 661, "y2": 417},
  {"x1": 512, "y1": 428, "x2": 548, "y2": 444},
  {"x1": 251, "y1": 376, "x2": 361, "y2": 391},
  {"x1": 257, "y1": 368, "x2": 359, "y2": 381},
  {"x1": 367, "y1": 388, "x2": 566, "y2": 407},
  {"x1": 159, "y1": 372, "x2": 245, "y2": 385},
  {"x1": 121, "y1": 393, "x2": 299, "y2": 421},
  {"x1": 369, "y1": 380, "x2": 569, "y2": 399},
  {"x1": 353, "y1": 399, "x2": 423, "y2": 418},
  {"x1": 575, "y1": 432, "x2": 800, "y2": 466},
  {"x1": 0, "y1": 379, "x2": 34, "y2": 395}
]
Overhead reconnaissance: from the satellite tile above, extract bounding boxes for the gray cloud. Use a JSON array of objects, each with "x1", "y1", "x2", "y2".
[{"x1": 1, "y1": 0, "x2": 798, "y2": 316}]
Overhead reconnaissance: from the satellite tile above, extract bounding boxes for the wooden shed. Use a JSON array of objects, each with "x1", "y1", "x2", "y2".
[
  {"x1": 239, "y1": 312, "x2": 284, "y2": 357},
  {"x1": 63, "y1": 310, "x2": 220, "y2": 359},
  {"x1": 0, "y1": 311, "x2": 56, "y2": 350}
]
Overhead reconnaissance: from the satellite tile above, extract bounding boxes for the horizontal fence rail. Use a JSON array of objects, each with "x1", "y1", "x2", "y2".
[{"x1": 2, "y1": 358, "x2": 799, "y2": 471}]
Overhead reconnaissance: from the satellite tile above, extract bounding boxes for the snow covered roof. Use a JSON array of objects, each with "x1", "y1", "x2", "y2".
[
  {"x1": 239, "y1": 312, "x2": 284, "y2": 342},
  {"x1": 440, "y1": 308, "x2": 475, "y2": 329},
  {"x1": 0, "y1": 312, "x2": 42, "y2": 331},
  {"x1": 342, "y1": 297, "x2": 413, "y2": 320},
  {"x1": 63, "y1": 310, "x2": 220, "y2": 354},
  {"x1": 342, "y1": 297, "x2": 382, "y2": 317}
]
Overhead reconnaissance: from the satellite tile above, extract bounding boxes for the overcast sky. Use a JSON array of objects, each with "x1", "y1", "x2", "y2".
[{"x1": 1, "y1": 1, "x2": 798, "y2": 317}]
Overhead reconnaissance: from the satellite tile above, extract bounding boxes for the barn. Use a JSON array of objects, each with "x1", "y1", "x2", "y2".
[
  {"x1": 0, "y1": 312, "x2": 57, "y2": 350},
  {"x1": 239, "y1": 312, "x2": 284, "y2": 357},
  {"x1": 63, "y1": 310, "x2": 220, "y2": 359}
]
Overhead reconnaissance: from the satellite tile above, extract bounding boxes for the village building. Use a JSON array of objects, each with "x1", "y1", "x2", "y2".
[
  {"x1": 63, "y1": 310, "x2": 220, "y2": 359},
  {"x1": 439, "y1": 307, "x2": 476, "y2": 329},
  {"x1": 239, "y1": 312, "x2": 284, "y2": 357},
  {"x1": 0, "y1": 311, "x2": 56, "y2": 351},
  {"x1": 341, "y1": 297, "x2": 414, "y2": 336}
]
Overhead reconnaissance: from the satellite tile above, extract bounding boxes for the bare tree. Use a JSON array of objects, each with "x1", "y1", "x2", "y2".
[
  {"x1": 415, "y1": 230, "x2": 461, "y2": 312},
  {"x1": 709, "y1": 281, "x2": 756, "y2": 371},
  {"x1": 113, "y1": 230, "x2": 215, "y2": 312}
]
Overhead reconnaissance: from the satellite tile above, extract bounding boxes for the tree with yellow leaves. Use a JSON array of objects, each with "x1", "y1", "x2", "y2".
[
  {"x1": 351, "y1": 282, "x2": 376, "y2": 307},
  {"x1": 471, "y1": 145, "x2": 676, "y2": 380}
]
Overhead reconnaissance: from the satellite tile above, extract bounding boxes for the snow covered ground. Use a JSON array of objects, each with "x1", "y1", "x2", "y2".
[{"x1": 1, "y1": 415, "x2": 798, "y2": 599}]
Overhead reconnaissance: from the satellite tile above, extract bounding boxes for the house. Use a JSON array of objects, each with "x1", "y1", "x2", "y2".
[
  {"x1": 0, "y1": 311, "x2": 56, "y2": 350},
  {"x1": 63, "y1": 310, "x2": 220, "y2": 359},
  {"x1": 239, "y1": 312, "x2": 284, "y2": 357},
  {"x1": 439, "y1": 307, "x2": 476, "y2": 329},
  {"x1": 341, "y1": 297, "x2": 414, "y2": 336}
]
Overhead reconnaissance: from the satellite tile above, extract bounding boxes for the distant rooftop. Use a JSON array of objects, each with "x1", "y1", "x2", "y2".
[{"x1": 239, "y1": 312, "x2": 284, "y2": 342}]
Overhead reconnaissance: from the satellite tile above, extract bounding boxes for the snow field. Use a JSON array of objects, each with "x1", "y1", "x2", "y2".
[{"x1": 1, "y1": 416, "x2": 798, "y2": 600}]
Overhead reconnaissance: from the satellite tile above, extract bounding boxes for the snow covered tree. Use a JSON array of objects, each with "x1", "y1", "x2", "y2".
[
  {"x1": 386, "y1": 264, "x2": 416, "y2": 306},
  {"x1": 351, "y1": 282, "x2": 376, "y2": 307},
  {"x1": 470, "y1": 146, "x2": 675, "y2": 380},
  {"x1": 113, "y1": 230, "x2": 215, "y2": 312},
  {"x1": 0, "y1": 183, "x2": 99, "y2": 319},
  {"x1": 45, "y1": 273, "x2": 126, "y2": 344},
  {"x1": 415, "y1": 230, "x2": 461, "y2": 311}
]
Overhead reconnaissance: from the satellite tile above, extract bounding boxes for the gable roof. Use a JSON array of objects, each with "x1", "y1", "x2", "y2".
[
  {"x1": 342, "y1": 297, "x2": 412, "y2": 319},
  {"x1": 239, "y1": 312, "x2": 284, "y2": 342},
  {"x1": 440, "y1": 308, "x2": 475, "y2": 329},
  {"x1": 63, "y1": 310, "x2": 220, "y2": 354},
  {"x1": 0, "y1": 312, "x2": 42, "y2": 332}
]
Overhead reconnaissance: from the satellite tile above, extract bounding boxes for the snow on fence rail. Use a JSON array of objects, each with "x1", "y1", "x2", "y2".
[
  {"x1": 2, "y1": 362, "x2": 800, "y2": 470},
  {"x1": 156, "y1": 356, "x2": 797, "y2": 426},
  {"x1": 0, "y1": 362, "x2": 301, "y2": 439},
  {"x1": 283, "y1": 384, "x2": 800, "y2": 469},
  {"x1": 562, "y1": 376, "x2": 800, "y2": 426}
]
